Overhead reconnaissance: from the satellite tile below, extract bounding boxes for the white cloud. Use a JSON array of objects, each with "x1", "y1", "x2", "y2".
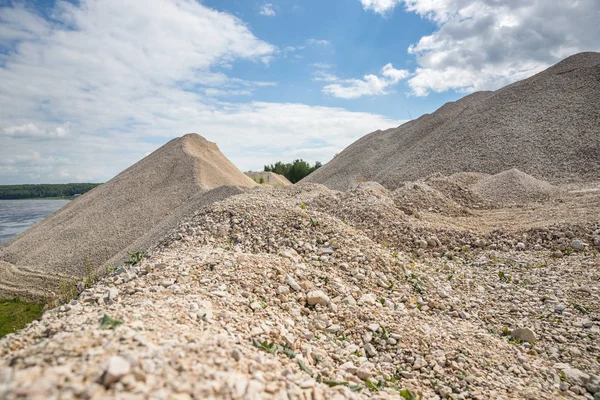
[
  {"x1": 321, "y1": 63, "x2": 409, "y2": 99},
  {"x1": 360, "y1": 0, "x2": 402, "y2": 14},
  {"x1": 358, "y1": 0, "x2": 600, "y2": 96},
  {"x1": 2, "y1": 123, "x2": 71, "y2": 139},
  {"x1": 259, "y1": 3, "x2": 276, "y2": 17},
  {"x1": 307, "y1": 39, "x2": 331, "y2": 46},
  {"x1": 0, "y1": 0, "x2": 400, "y2": 184},
  {"x1": 402, "y1": 0, "x2": 600, "y2": 96}
]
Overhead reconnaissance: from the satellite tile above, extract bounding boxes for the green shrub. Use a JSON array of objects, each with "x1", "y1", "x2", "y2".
[{"x1": 0, "y1": 298, "x2": 45, "y2": 338}]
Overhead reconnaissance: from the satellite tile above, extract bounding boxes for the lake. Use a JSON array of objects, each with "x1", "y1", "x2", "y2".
[{"x1": 0, "y1": 200, "x2": 70, "y2": 246}]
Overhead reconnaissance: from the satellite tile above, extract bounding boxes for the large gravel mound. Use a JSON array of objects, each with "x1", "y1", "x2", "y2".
[
  {"x1": 472, "y1": 168, "x2": 559, "y2": 204},
  {"x1": 0, "y1": 133, "x2": 255, "y2": 300},
  {"x1": 304, "y1": 52, "x2": 600, "y2": 190}
]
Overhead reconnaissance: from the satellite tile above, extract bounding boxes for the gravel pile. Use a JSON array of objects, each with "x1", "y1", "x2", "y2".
[
  {"x1": 1, "y1": 184, "x2": 599, "y2": 399},
  {"x1": 245, "y1": 171, "x2": 292, "y2": 186},
  {"x1": 304, "y1": 52, "x2": 600, "y2": 190},
  {"x1": 472, "y1": 169, "x2": 559, "y2": 205},
  {"x1": 0, "y1": 134, "x2": 256, "y2": 300}
]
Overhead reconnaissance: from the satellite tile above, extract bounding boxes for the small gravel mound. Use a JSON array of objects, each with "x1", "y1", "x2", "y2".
[{"x1": 472, "y1": 168, "x2": 559, "y2": 204}]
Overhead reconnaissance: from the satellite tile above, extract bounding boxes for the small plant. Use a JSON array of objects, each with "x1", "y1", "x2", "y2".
[
  {"x1": 398, "y1": 388, "x2": 418, "y2": 400},
  {"x1": 252, "y1": 339, "x2": 278, "y2": 354},
  {"x1": 572, "y1": 303, "x2": 592, "y2": 314},
  {"x1": 301, "y1": 203, "x2": 306, "y2": 210},
  {"x1": 259, "y1": 177, "x2": 265, "y2": 184},
  {"x1": 106, "y1": 265, "x2": 118, "y2": 273},
  {"x1": 124, "y1": 251, "x2": 145, "y2": 266},
  {"x1": 498, "y1": 271, "x2": 512, "y2": 283},
  {"x1": 298, "y1": 359, "x2": 314, "y2": 376},
  {"x1": 404, "y1": 273, "x2": 425, "y2": 294},
  {"x1": 309, "y1": 217, "x2": 320, "y2": 227},
  {"x1": 282, "y1": 346, "x2": 296, "y2": 358},
  {"x1": 58, "y1": 279, "x2": 78, "y2": 304},
  {"x1": 100, "y1": 314, "x2": 123, "y2": 330}
]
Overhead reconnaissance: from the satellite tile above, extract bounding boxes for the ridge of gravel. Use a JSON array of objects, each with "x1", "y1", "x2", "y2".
[{"x1": 1, "y1": 184, "x2": 599, "y2": 399}]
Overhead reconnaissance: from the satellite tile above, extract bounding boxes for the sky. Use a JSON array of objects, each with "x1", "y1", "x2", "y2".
[{"x1": 0, "y1": 0, "x2": 598, "y2": 184}]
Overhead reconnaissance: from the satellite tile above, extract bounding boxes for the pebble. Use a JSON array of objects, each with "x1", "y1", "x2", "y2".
[
  {"x1": 511, "y1": 328, "x2": 538, "y2": 343},
  {"x1": 102, "y1": 356, "x2": 131, "y2": 387},
  {"x1": 306, "y1": 290, "x2": 330, "y2": 306}
]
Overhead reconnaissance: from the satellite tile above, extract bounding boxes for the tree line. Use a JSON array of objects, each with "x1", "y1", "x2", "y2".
[
  {"x1": 264, "y1": 159, "x2": 322, "y2": 183},
  {"x1": 0, "y1": 183, "x2": 101, "y2": 199}
]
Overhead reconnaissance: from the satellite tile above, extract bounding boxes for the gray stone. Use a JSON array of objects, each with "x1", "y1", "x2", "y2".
[
  {"x1": 511, "y1": 328, "x2": 538, "y2": 343},
  {"x1": 571, "y1": 239, "x2": 587, "y2": 251},
  {"x1": 587, "y1": 374, "x2": 600, "y2": 394},
  {"x1": 285, "y1": 274, "x2": 301, "y2": 291},
  {"x1": 364, "y1": 343, "x2": 377, "y2": 357},
  {"x1": 561, "y1": 366, "x2": 590, "y2": 387}
]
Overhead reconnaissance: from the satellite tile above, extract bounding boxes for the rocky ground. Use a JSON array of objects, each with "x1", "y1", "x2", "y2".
[{"x1": 1, "y1": 183, "x2": 599, "y2": 399}]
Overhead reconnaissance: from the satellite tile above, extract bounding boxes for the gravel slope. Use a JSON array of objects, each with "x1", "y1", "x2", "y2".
[
  {"x1": 304, "y1": 52, "x2": 600, "y2": 190},
  {"x1": 0, "y1": 134, "x2": 255, "y2": 300},
  {"x1": 244, "y1": 171, "x2": 292, "y2": 186},
  {"x1": 1, "y1": 184, "x2": 598, "y2": 399}
]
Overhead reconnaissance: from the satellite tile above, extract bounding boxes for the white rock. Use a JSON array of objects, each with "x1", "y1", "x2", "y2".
[
  {"x1": 285, "y1": 274, "x2": 301, "y2": 291},
  {"x1": 358, "y1": 293, "x2": 377, "y2": 305},
  {"x1": 102, "y1": 356, "x2": 131, "y2": 387}
]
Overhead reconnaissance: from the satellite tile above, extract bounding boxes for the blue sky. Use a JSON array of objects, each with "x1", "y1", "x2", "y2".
[{"x1": 0, "y1": 0, "x2": 598, "y2": 184}]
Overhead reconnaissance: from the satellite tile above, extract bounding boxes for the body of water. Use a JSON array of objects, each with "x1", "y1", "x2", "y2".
[{"x1": 0, "y1": 200, "x2": 70, "y2": 246}]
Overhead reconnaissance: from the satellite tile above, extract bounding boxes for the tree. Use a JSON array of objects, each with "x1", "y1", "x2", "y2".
[{"x1": 264, "y1": 159, "x2": 322, "y2": 183}]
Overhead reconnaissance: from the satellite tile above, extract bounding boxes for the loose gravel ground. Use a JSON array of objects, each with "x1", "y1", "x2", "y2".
[{"x1": 1, "y1": 183, "x2": 599, "y2": 399}]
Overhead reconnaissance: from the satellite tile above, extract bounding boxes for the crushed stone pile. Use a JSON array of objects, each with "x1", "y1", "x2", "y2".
[
  {"x1": 1, "y1": 185, "x2": 599, "y2": 399},
  {"x1": 304, "y1": 52, "x2": 600, "y2": 190},
  {"x1": 391, "y1": 181, "x2": 470, "y2": 217},
  {"x1": 0, "y1": 134, "x2": 256, "y2": 300},
  {"x1": 472, "y1": 169, "x2": 559, "y2": 204},
  {"x1": 245, "y1": 171, "x2": 292, "y2": 186}
]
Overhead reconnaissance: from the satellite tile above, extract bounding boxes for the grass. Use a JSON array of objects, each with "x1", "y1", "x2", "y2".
[{"x1": 0, "y1": 297, "x2": 45, "y2": 338}]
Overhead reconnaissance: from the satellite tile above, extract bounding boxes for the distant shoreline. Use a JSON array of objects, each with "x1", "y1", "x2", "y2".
[
  {"x1": 0, "y1": 198, "x2": 74, "y2": 201},
  {"x1": 0, "y1": 183, "x2": 101, "y2": 200}
]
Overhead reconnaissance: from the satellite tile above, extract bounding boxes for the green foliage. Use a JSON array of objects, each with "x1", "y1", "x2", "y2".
[
  {"x1": 0, "y1": 183, "x2": 101, "y2": 199},
  {"x1": 100, "y1": 314, "x2": 123, "y2": 330},
  {"x1": 398, "y1": 388, "x2": 418, "y2": 400},
  {"x1": 264, "y1": 159, "x2": 322, "y2": 183},
  {"x1": 59, "y1": 279, "x2": 78, "y2": 303},
  {"x1": 572, "y1": 303, "x2": 592, "y2": 314},
  {"x1": 297, "y1": 359, "x2": 314, "y2": 376},
  {"x1": 259, "y1": 177, "x2": 265, "y2": 184},
  {"x1": 252, "y1": 339, "x2": 278, "y2": 354},
  {"x1": 498, "y1": 271, "x2": 512, "y2": 282},
  {"x1": 0, "y1": 298, "x2": 45, "y2": 338},
  {"x1": 124, "y1": 252, "x2": 145, "y2": 266},
  {"x1": 404, "y1": 273, "x2": 425, "y2": 294}
]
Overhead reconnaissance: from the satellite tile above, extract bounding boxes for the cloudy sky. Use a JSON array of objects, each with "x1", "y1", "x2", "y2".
[{"x1": 0, "y1": 0, "x2": 598, "y2": 184}]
